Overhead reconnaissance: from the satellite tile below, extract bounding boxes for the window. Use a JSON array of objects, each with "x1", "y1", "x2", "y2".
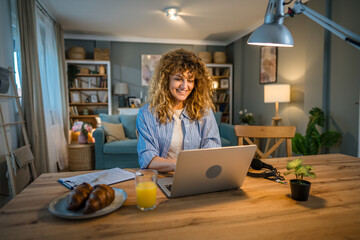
[{"x1": 10, "y1": 0, "x2": 22, "y2": 99}]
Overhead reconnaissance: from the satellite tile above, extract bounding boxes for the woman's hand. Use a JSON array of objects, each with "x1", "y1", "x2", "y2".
[{"x1": 147, "y1": 156, "x2": 176, "y2": 172}]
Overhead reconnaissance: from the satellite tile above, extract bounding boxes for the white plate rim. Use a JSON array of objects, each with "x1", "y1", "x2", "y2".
[{"x1": 48, "y1": 187, "x2": 127, "y2": 219}]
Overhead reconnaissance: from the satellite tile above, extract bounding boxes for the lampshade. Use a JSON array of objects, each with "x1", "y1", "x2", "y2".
[
  {"x1": 264, "y1": 84, "x2": 290, "y2": 103},
  {"x1": 248, "y1": 24, "x2": 294, "y2": 47},
  {"x1": 114, "y1": 82, "x2": 129, "y2": 95},
  {"x1": 248, "y1": 0, "x2": 294, "y2": 47}
]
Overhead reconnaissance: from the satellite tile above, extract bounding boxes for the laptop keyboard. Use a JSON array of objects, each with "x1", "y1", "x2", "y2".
[{"x1": 165, "y1": 184, "x2": 172, "y2": 192}]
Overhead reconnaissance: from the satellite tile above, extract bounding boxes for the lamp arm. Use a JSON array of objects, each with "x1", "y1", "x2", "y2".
[{"x1": 288, "y1": 1, "x2": 360, "y2": 50}]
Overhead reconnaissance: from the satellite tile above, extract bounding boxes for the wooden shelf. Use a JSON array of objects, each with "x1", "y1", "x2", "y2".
[
  {"x1": 70, "y1": 115, "x2": 99, "y2": 118},
  {"x1": 69, "y1": 103, "x2": 108, "y2": 106},
  {"x1": 76, "y1": 74, "x2": 107, "y2": 77},
  {"x1": 212, "y1": 76, "x2": 229, "y2": 79},
  {"x1": 70, "y1": 88, "x2": 108, "y2": 91}
]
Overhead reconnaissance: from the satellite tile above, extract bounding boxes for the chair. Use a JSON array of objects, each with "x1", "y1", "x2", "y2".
[{"x1": 234, "y1": 125, "x2": 296, "y2": 159}]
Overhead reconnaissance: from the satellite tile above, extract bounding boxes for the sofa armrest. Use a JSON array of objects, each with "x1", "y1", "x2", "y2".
[
  {"x1": 93, "y1": 127, "x2": 105, "y2": 169},
  {"x1": 219, "y1": 123, "x2": 237, "y2": 146}
]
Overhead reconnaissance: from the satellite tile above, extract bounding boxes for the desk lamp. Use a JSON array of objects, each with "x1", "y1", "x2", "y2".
[
  {"x1": 114, "y1": 82, "x2": 129, "y2": 107},
  {"x1": 264, "y1": 84, "x2": 290, "y2": 124},
  {"x1": 248, "y1": 0, "x2": 360, "y2": 50}
]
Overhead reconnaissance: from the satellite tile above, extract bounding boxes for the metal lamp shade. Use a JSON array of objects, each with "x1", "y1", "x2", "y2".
[{"x1": 248, "y1": 23, "x2": 294, "y2": 47}]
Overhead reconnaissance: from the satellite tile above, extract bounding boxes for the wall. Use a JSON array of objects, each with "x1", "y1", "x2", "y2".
[
  {"x1": 232, "y1": 0, "x2": 360, "y2": 156},
  {"x1": 65, "y1": 39, "x2": 225, "y2": 113},
  {"x1": 0, "y1": 0, "x2": 16, "y2": 194}
]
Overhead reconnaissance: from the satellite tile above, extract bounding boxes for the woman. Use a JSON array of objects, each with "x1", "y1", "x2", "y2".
[{"x1": 136, "y1": 49, "x2": 221, "y2": 172}]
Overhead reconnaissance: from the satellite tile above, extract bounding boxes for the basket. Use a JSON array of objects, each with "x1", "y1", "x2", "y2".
[
  {"x1": 68, "y1": 144, "x2": 95, "y2": 171},
  {"x1": 68, "y1": 46, "x2": 85, "y2": 60}
]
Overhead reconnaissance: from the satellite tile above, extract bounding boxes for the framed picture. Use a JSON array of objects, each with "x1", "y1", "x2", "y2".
[
  {"x1": 141, "y1": 54, "x2": 162, "y2": 86},
  {"x1": 90, "y1": 94, "x2": 98, "y2": 103},
  {"x1": 260, "y1": 46, "x2": 277, "y2": 84},
  {"x1": 129, "y1": 98, "x2": 141, "y2": 108},
  {"x1": 70, "y1": 91, "x2": 81, "y2": 103},
  {"x1": 220, "y1": 79, "x2": 229, "y2": 89}
]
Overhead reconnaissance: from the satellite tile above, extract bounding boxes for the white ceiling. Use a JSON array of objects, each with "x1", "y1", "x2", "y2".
[{"x1": 41, "y1": 0, "x2": 274, "y2": 46}]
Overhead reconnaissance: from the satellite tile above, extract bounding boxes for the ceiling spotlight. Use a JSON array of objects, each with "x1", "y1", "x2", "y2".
[{"x1": 163, "y1": 7, "x2": 180, "y2": 21}]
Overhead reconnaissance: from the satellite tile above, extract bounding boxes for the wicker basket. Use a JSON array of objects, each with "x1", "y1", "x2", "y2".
[{"x1": 68, "y1": 144, "x2": 95, "y2": 171}]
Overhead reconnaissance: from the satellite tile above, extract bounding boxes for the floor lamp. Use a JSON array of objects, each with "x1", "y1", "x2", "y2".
[
  {"x1": 264, "y1": 84, "x2": 290, "y2": 155},
  {"x1": 114, "y1": 82, "x2": 129, "y2": 107}
]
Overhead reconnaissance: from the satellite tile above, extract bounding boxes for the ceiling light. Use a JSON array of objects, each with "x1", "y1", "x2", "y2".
[{"x1": 163, "y1": 7, "x2": 180, "y2": 21}]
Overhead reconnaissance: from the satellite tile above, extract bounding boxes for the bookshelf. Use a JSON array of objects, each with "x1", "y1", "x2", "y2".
[
  {"x1": 66, "y1": 60, "x2": 112, "y2": 128},
  {"x1": 206, "y1": 63, "x2": 233, "y2": 124}
]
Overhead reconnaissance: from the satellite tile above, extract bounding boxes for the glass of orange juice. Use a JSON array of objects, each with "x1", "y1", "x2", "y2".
[{"x1": 135, "y1": 169, "x2": 158, "y2": 211}]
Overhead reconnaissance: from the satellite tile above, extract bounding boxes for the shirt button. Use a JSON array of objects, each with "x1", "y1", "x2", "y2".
[
  {"x1": 186, "y1": 140, "x2": 189, "y2": 143},
  {"x1": 186, "y1": 125, "x2": 189, "y2": 127}
]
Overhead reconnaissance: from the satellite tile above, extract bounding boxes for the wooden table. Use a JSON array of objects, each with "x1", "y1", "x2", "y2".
[{"x1": 1, "y1": 154, "x2": 360, "y2": 239}]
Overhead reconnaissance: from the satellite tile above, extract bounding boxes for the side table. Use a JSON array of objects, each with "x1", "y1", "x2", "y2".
[{"x1": 68, "y1": 143, "x2": 95, "y2": 171}]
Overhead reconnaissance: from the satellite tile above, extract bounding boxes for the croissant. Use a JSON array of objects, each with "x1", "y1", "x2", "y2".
[
  {"x1": 83, "y1": 184, "x2": 115, "y2": 214},
  {"x1": 67, "y1": 182, "x2": 93, "y2": 211}
]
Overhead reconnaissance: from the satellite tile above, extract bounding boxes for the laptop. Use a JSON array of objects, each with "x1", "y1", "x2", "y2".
[{"x1": 157, "y1": 145, "x2": 256, "y2": 198}]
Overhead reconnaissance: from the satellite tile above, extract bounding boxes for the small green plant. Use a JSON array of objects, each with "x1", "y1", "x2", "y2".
[
  {"x1": 67, "y1": 64, "x2": 79, "y2": 88},
  {"x1": 292, "y1": 107, "x2": 341, "y2": 155},
  {"x1": 239, "y1": 109, "x2": 255, "y2": 125},
  {"x1": 284, "y1": 158, "x2": 316, "y2": 183}
]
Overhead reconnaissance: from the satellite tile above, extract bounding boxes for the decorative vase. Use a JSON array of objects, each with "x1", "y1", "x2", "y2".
[
  {"x1": 290, "y1": 179, "x2": 311, "y2": 201},
  {"x1": 78, "y1": 133, "x2": 88, "y2": 144}
]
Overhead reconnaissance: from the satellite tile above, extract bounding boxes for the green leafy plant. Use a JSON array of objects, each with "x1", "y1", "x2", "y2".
[
  {"x1": 292, "y1": 107, "x2": 341, "y2": 155},
  {"x1": 67, "y1": 64, "x2": 79, "y2": 88},
  {"x1": 239, "y1": 109, "x2": 255, "y2": 125},
  {"x1": 284, "y1": 158, "x2": 316, "y2": 183}
]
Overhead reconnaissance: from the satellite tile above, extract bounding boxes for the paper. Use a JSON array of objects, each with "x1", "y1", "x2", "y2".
[{"x1": 58, "y1": 168, "x2": 134, "y2": 189}]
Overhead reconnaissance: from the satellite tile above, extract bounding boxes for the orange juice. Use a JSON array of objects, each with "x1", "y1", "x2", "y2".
[{"x1": 136, "y1": 181, "x2": 157, "y2": 210}]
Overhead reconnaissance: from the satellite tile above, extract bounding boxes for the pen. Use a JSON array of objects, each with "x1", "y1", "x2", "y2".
[{"x1": 90, "y1": 172, "x2": 109, "y2": 184}]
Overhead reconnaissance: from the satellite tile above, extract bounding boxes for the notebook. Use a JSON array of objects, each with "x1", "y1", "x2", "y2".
[{"x1": 157, "y1": 145, "x2": 257, "y2": 198}]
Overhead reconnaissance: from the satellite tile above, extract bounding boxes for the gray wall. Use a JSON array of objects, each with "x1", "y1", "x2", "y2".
[
  {"x1": 0, "y1": 0, "x2": 16, "y2": 194},
  {"x1": 232, "y1": 0, "x2": 360, "y2": 156}
]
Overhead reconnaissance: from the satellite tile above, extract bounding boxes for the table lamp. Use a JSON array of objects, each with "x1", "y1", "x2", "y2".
[
  {"x1": 114, "y1": 82, "x2": 129, "y2": 107},
  {"x1": 264, "y1": 84, "x2": 290, "y2": 123}
]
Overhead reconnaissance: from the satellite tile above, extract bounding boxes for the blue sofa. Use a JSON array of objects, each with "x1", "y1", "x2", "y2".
[{"x1": 93, "y1": 112, "x2": 237, "y2": 169}]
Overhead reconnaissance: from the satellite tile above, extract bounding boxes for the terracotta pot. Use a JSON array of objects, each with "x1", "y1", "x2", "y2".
[
  {"x1": 290, "y1": 179, "x2": 311, "y2": 201},
  {"x1": 78, "y1": 133, "x2": 88, "y2": 144}
]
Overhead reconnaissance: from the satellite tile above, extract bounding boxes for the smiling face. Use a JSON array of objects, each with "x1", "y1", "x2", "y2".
[{"x1": 169, "y1": 70, "x2": 195, "y2": 110}]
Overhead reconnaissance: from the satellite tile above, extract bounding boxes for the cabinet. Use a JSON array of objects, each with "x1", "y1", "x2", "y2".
[
  {"x1": 206, "y1": 63, "x2": 233, "y2": 124},
  {"x1": 66, "y1": 60, "x2": 112, "y2": 128}
]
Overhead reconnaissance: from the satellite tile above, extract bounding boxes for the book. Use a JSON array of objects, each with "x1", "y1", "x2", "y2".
[{"x1": 58, "y1": 168, "x2": 135, "y2": 189}]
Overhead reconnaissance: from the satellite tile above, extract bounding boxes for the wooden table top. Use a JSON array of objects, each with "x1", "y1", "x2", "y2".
[{"x1": 1, "y1": 153, "x2": 360, "y2": 240}]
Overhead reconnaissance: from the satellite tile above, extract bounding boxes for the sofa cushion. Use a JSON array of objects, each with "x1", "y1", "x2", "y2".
[
  {"x1": 103, "y1": 139, "x2": 138, "y2": 154},
  {"x1": 99, "y1": 113, "x2": 121, "y2": 124},
  {"x1": 119, "y1": 114, "x2": 138, "y2": 139},
  {"x1": 214, "y1": 112, "x2": 222, "y2": 127},
  {"x1": 220, "y1": 137, "x2": 232, "y2": 147},
  {"x1": 102, "y1": 122, "x2": 127, "y2": 143}
]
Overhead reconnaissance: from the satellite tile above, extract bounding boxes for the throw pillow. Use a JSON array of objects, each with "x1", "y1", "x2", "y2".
[
  {"x1": 102, "y1": 122, "x2": 127, "y2": 143},
  {"x1": 119, "y1": 114, "x2": 138, "y2": 139},
  {"x1": 99, "y1": 113, "x2": 121, "y2": 124}
]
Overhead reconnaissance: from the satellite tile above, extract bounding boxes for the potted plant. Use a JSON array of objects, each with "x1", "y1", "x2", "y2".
[
  {"x1": 284, "y1": 158, "x2": 316, "y2": 201},
  {"x1": 292, "y1": 107, "x2": 341, "y2": 155},
  {"x1": 239, "y1": 109, "x2": 255, "y2": 125},
  {"x1": 67, "y1": 64, "x2": 79, "y2": 88}
]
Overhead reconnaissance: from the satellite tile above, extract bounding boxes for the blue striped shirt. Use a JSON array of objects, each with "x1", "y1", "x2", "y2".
[{"x1": 136, "y1": 103, "x2": 221, "y2": 168}]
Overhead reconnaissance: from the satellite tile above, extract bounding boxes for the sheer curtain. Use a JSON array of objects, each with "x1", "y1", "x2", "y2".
[{"x1": 35, "y1": 4, "x2": 67, "y2": 172}]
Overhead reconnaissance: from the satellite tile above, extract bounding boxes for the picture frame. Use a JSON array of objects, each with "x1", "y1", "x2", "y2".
[
  {"x1": 220, "y1": 79, "x2": 229, "y2": 89},
  {"x1": 260, "y1": 46, "x2": 277, "y2": 84},
  {"x1": 141, "y1": 54, "x2": 162, "y2": 86},
  {"x1": 90, "y1": 94, "x2": 98, "y2": 103},
  {"x1": 70, "y1": 91, "x2": 81, "y2": 103},
  {"x1": 129, "y1": 98, "x2": 141, "y2": 108}
]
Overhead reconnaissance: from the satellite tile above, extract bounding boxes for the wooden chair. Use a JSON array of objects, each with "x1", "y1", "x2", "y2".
[{"x1": 234, "y1": 125, "x2": 296, "y2": 159}]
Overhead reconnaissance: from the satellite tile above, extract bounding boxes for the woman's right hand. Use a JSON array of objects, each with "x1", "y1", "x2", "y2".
[{"x1": 147, "y1": 156, "x2": 176, "y2": 172}]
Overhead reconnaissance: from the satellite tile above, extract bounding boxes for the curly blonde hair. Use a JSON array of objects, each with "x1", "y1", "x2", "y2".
[{"x1": 148, "y1": 49, "x2": 215, "y2": 124}]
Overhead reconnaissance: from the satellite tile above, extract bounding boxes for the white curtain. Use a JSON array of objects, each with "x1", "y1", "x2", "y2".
[{"x1": 35, "y1": 5, "x2": 67, "y2": 172}]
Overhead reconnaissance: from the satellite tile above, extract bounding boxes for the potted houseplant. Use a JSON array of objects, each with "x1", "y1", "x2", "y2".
[
  {"x1": 284, "y1": 158, "x2": 316, "y2": 201},
  {"x1": 292, "y1": 107, "x2": 341, "y2": 155},
  {"x1": 239, "y1": 109, "x2": 255, "y2": 125},
  {"x1": 67, "y1": 64, "x2": 79, "y2": 88}
]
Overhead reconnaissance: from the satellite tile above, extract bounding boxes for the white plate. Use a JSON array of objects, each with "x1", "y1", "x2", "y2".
[{"x1": 48, "y1": 188, "x2": 127, "y2": 219}]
